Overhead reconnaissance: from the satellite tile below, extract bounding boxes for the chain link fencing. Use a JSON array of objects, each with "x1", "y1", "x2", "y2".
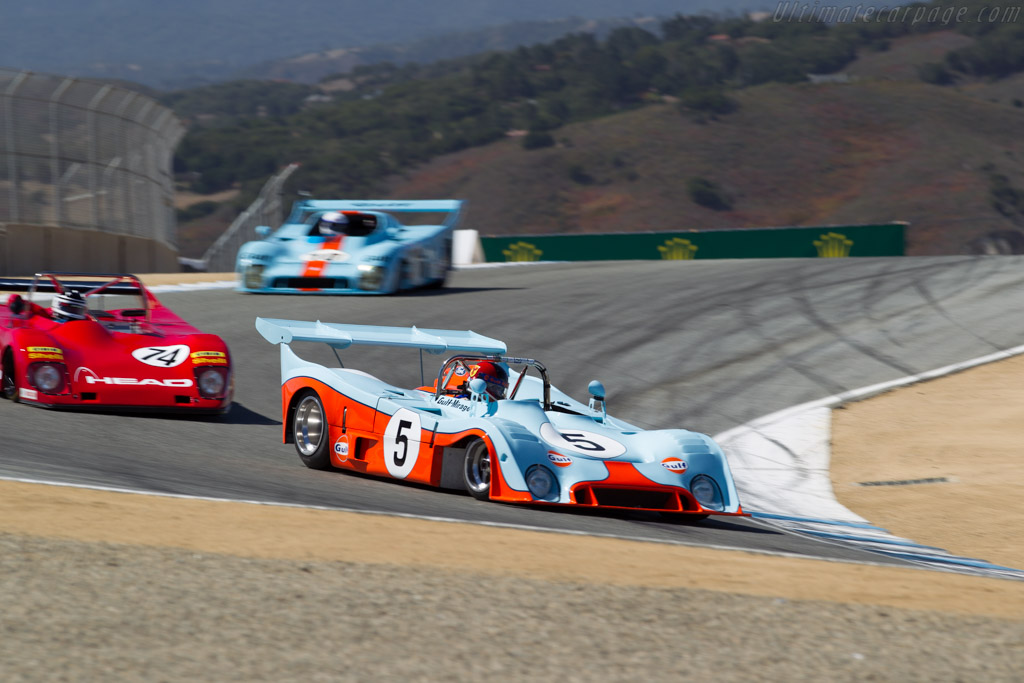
[
  {"x1": 185, "y1": 163, "x2": 299, "y2": 273},
  {"x1": 0, "y1": 68, "x2": 183, "y2": 251}
]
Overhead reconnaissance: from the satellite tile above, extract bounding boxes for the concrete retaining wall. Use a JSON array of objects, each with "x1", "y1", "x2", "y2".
[{"x1": 0, "y1": 224, "x2": 178, "y2": 275}]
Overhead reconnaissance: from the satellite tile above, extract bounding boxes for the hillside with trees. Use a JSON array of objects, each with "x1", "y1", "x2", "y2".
[{"x1": 166, "y1": 1, "x2": 1024, "y2": 257}]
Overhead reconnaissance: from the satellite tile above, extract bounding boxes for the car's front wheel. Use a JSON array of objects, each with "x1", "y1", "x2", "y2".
[
  {"x1": 1, "y1": 350, "x2": 17, "y2": 401},
  {"x1": 293, "y1": 391, "x2": 331, "y2": 469},
  {"x1": 463, "y1": 438, "x2": 492, "y2": 501}
]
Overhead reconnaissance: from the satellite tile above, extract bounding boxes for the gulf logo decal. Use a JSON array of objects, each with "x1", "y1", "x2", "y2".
[
  {"x1": 661, "y1": 457, "x2": 688, "y2": 474},
  {"x1": 548, "y1": 452, "x2": 573, "y2": 468},
  {"x1": 333, "y1": 435, "x2": 350, "y2": 463}
]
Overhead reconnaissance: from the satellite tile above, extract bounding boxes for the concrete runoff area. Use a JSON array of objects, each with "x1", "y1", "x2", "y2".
[{"x1": 1, "y1": 264, "x2": 1023, "y2": 680}]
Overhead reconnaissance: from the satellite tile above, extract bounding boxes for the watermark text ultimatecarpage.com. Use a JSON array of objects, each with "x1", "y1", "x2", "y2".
[{"x1": 773, "y1": 2, "x2": 1022, "y2": 25}]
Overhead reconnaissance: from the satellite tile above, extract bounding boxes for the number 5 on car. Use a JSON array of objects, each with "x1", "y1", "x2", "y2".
[{"x1": 258, "y1": 318, "x2": 747, "y2": 523}]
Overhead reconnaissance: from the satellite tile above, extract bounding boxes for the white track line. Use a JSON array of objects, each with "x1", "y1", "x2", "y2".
[{"x1": 0, "y1": 474, "x2": 908, "y2": 570}]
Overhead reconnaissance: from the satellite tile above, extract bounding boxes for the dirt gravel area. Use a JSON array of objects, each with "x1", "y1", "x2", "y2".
[
  {"x1": 0, "y1": 273, "x2": 1021, "y2": 680},
  {"x1": 2, "y1": 533, "x2": 1022, "y2": 682},
  {"x1": 832, "y1": 354, "x2": 1024, "y2": 571}
]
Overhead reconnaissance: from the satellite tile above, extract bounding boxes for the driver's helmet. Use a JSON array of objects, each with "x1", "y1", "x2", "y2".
[
  {"x1": 316, "y1": 211, "x2": 348, "y2": 235},
  {"x1": 472, "y1": 360, "x2": 508, "y2": 400},
  {"x1": 52, "y1": 289, "x2": 87, "y2": 321}
]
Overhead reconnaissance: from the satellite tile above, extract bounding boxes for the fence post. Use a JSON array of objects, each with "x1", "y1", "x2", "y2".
[{"x1": 194, "y1": 163, "x2": 300, "y2": 272}]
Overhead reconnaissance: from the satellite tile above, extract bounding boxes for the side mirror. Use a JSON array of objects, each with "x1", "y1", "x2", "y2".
[
  {"x1": 468, "y1": 377, "x2": 493, "y2": 416},
  {"x1": 588, "y1": 380, "x2": 606, "y2": 422},
  {"x1": 255, "y1": 225, "x2": 271, "y2": 237},
  {"x1": 468, "y1": 377, "x2": 488, "y2": 400}
]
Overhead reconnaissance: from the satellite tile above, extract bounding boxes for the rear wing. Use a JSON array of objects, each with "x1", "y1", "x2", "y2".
[
  {"x1": 286, "y1": 199, "x2": 463, "y2": 228},
  {"x1": 255, "y1": 317, "x2": 506, "y2": 355}
]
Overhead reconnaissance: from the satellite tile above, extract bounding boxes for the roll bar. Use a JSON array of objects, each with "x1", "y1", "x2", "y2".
[
  {"x1": 435, "y1": 354, "x2": 551, "y2": 410},
  {"x1": 2, "y1": 272, "x2": 150, "y2": 321}
]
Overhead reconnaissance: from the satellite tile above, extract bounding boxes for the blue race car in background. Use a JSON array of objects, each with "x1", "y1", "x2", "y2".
[{"x1": 236, "y1": 199, "x2": 461, "y2": 294}]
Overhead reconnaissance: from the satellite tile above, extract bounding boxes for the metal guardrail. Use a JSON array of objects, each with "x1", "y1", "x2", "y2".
[
  {"x1": 184, "y1": 163, "x2": 299, "y2": 273},
  {"x1": 0, "y1": 68, "x2": 183, "y2": 250}
]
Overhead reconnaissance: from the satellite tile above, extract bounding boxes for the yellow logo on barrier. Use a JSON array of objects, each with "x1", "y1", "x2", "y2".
[
  {"x1": 503, "y1": 241, "x2": 543, "y2": 262},
  {"x1": 657, "y1": 238, "x2": 699, "y2": 260},
  {"x1": 814, "y1": 232, "x2": 853, "y2": 258}
]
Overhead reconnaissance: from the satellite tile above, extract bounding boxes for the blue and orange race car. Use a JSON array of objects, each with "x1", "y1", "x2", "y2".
[
  {"x1": 236, "y1": 199, "x2": 460, "y2": 294},
  {"x1": 257, "y1": 318, "x2": 746, "y2": 521}
]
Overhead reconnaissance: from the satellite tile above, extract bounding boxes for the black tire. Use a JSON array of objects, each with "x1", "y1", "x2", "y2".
[
  {"x1": 292, "y1": 391, "x2": 331, "y2": 469},
  {"x1": 424, "y1": 243, "x2": 451, "y2": 290},
  {"x1": 463, "y1": 438, "x2": 492, "y2": 501},
  {"x1": 1, "y1": 350, "x2": 17, "y2": 401},
  {"x1": 391, "y1": 259, "x2": 410, "y2": 294}
]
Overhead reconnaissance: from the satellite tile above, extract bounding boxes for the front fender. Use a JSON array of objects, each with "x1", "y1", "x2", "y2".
[{"x1": 236, "y1": 240, "x2": 282, "y2": 267}]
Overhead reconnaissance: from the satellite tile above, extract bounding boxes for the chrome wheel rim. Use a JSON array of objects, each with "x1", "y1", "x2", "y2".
[
  {"x1": 464, "y1": 440, "x2": 490, "y2": 495},
  {"x1": 295, "y1": 395, "x2": 324, "y2": 457}
]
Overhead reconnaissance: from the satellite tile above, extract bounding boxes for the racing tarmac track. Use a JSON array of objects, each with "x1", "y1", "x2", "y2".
[{"x1": 3, "y1": 256, "x2": 1023, "y2": 566}]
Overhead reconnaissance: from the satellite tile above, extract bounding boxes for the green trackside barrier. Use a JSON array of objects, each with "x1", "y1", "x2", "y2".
[{"x1": 480, "y1": 223, "x2": 906, "y2": 262}]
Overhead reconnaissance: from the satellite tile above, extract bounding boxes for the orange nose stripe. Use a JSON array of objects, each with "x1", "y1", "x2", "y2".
[{"x1": 300, "y1": 236, "x2": 344, "y2": 286}]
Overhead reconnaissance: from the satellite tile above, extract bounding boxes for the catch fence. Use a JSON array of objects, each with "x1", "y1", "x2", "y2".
[
  {"x1": 0, "y1": 68, "x2": 183, "y2": 251},
  {"x1": 190, "y1": 163, "x2": 299, "y2": 273}
]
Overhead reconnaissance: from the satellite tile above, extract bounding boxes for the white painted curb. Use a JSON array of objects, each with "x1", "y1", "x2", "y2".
[
  {"x1": 715, "y1": 341, "x2": 1024, "y2": 523},
  {"x1": 714, "y1": 343, "x2": 1024, "y2": 577}
]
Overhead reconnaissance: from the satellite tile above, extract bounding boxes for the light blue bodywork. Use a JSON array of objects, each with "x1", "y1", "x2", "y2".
[
  {"x1": 256, "y1": 318, "x2": 743, "y2": 516},
  {"x1": 237, "y1": 199, "x2": 461, "y2": 295}
]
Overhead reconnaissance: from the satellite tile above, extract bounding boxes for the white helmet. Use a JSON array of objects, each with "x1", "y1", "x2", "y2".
[
  {"x1": 52, "y1": 290, "x2": 87, "y2": 321},
  {"x1": 317, "y1": 211, "x2": 349, "y2": 234}
]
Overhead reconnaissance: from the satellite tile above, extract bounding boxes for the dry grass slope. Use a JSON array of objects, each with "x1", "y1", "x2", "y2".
[{"x1": 386, "y1": 79, "x2": 1024, "y2": 255}]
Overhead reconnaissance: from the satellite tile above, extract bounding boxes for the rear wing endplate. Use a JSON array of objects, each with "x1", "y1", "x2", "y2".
[{"x1": 255, "y1": 317, "x2": 506, "y2": 355}]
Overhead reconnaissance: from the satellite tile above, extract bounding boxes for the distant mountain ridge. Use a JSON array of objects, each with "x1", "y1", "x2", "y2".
[
  {"x1": 238, "y1": 17, "x2": 660, "y2": 85},
  {"x1": 0, "y1": 0, "x2": 759, "y2": 88}
]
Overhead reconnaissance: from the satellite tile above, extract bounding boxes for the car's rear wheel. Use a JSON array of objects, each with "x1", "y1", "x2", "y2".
[
  {"x1": 1, "y1": 350, "x2": 17, "y2": 401},
  {"x1": 463, "y1": 438, "x2": 492, "y2": 501},
  {"x1": 425, "y1": 242, "x2": 451, "y2": 290},
  {"x1": 293, "y1": 391, "x2": 331, "y2": 469},
  {"x1": 395, "y1": 258, "x2": 411, "y2": 293}
]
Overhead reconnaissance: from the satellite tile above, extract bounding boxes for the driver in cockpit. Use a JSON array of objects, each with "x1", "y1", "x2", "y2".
[
  {"x1": 451, "y1": 360, "x2": 508, "y2": 401},
  {"x1": 315, "y1": 211, "x2": 348, "y2": 236},
  {"x1": 50, "y1": 290, "x2": 88, "y2": 322}
]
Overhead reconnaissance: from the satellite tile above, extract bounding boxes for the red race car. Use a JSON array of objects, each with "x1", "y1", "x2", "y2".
[{"x1": 1, "y1": 272, "x2": 232, "y2": 414}]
